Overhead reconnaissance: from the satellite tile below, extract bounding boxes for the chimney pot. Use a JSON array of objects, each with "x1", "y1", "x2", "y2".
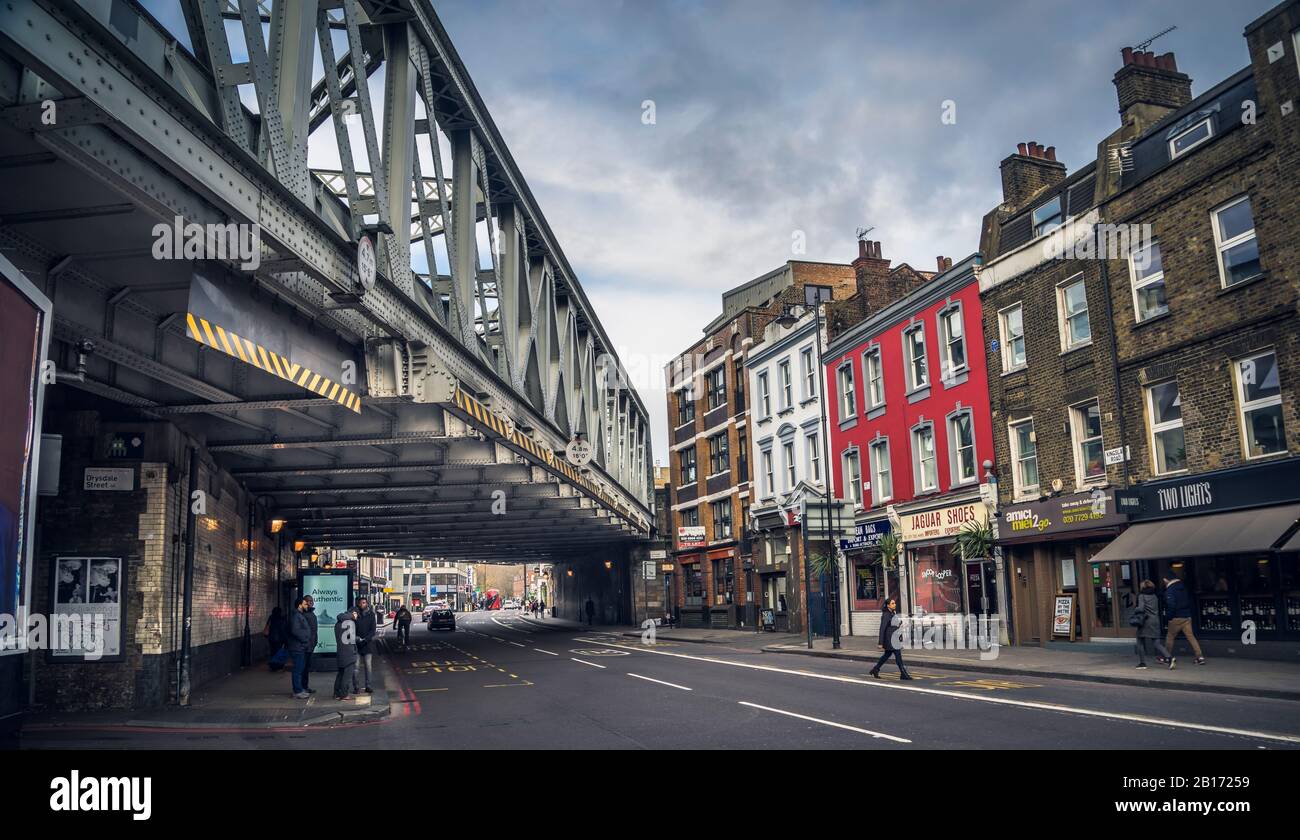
[
  {"x1": 1017, "y1": 142, "x2": 1028, "y2": 156},
  {"x1": 937, "y1": 256, "x2": 945, "y2": 272},
  {"x1": 1121, "y1": 46, "x2": 1134, "y2": 66},
  {"x1": 858, "y1": 239, "x2": 868, "y2": 259},
  {"x1": 1045, "y1": 145, "x2": 1056, "y2": 161}
]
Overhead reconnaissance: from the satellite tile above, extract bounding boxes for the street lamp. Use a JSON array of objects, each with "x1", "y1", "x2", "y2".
[{"x1": 776, "y1": 286, "x2": 842, "y2": 650}]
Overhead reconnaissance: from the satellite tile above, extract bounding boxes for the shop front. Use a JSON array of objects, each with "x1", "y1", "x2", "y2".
[
  {"x1": 751, "y1": 508, "x2": 796, "y2": 632},
  {"x1": 997, "y1": 489, "x2": 1129, "y2": 645},
  {"x1": 1091, "y1": 458, "x2": 1300, "y2": 648},
  {"x1": 841, "y1": 517, "x2": 896, "y2": 637},
  {"x1": 896, "y1": 493, "x2": 1000, "y2": 634}
]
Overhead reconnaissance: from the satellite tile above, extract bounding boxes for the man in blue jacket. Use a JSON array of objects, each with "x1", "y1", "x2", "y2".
[
  {"x1": 1162, "y1": 575, "x2": 1205, "y2": 668},
  {"x1": 287, "y1": 597, "x2": 313, "y2": 698}
]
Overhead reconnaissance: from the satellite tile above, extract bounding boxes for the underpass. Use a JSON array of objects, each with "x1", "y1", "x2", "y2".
[{"x1": 0, "y1": 0, "x2": 659, "y2": 726}]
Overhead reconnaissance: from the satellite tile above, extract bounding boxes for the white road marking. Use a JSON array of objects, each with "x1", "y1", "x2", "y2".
[
  {"x1": 509, "y1": 642, "x2": 526, "y2": 647},
  {"x1": 585, "y1": 640, "x2": 1300, "y2": 745},
  {"x1": 533, "y1": 648, "x2": 558, "y2": 656},
  {"x1": 627, "y1": 673, "x2": 692, "y2": 691},
  {"x1": 739, "y1": 701, "x2": 911, "y2": 743},
  {"x1": 571, "y1": 658, "x2": 606, "y2": 669},
  {"x1": 491, "y1": 615, "x2": 531, "y2": 634}
]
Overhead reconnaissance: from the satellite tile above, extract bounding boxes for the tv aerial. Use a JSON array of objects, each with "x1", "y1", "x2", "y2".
[
  {"x1": 855, "y1": 225, "x2": 875, "y2": 241},
  {"x1": 1132, "y1": 25, "x2": 1176, "y2": 52}
]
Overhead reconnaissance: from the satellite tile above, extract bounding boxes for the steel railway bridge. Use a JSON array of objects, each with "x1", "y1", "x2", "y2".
[{"x1": 0, "y1": 0, "x2": 654, "y2": 564}]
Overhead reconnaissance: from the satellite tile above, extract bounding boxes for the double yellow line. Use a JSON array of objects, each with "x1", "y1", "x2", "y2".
[{"x1": 186, "y1": 312, "x2": 362, "y2": 413}]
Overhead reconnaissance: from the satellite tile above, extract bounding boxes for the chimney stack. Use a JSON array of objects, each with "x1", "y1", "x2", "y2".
[
  {"x1": 1114, "y1": 48, "x2": 1192, "y2": 134},
  {"x1": 936, "y1": 256, "x2": 953, "y2": 272},
  {"x1": 999, "y1": 140, "x2": 1067, "y2": 210}
]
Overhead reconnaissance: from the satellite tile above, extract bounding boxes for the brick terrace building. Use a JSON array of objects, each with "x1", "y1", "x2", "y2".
[
  {"x1": 825, "y1": 246, "x2": 1001, "y2": 641},
  {"x1": 979, "y1": 0, "x2": 1300, "y2": 650},
  {"x1": 664, "y1": 261, "x2": 854, "y2": 631}
]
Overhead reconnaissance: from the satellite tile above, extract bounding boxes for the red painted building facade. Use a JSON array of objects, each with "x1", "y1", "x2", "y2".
[{"x1": 824, "y1": 250, "x2": 1004, "y2": 637}]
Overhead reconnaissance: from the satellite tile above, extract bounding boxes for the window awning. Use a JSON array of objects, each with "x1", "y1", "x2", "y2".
[{"x1": 1090, "y1": 504, "x2": 1300, "y2": 563}]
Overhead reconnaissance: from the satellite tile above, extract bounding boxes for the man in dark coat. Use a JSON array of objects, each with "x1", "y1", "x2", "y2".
[
  {"x1": 869, "y1": 598, "x2": 912, "y2": 680},
  {"x1": 353, "y1": 597, "x2": 377, "y2": 694},
  {"x1": 287, "y1": 597, "x2": 313, "y2": 698},
  {"x1": 334, "y1": 607, "x2": 359, "y2": 700},
  {"x1": 585, "y1": 597, "x2": 595, "y2": 626},
  {"x1": 1163, "y1": 575, "x2": 1204, "y2": 666},
  {"x1": 302, "y1": 595, "x2": 319, "y2": 693},
  {"x1": 394, "y1": 605, "x2": 412, "y2": 645}
]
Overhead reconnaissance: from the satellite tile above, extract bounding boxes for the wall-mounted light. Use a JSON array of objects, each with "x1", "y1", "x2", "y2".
[
  {"x1": 269, "y1": 518, "x2": 286, "y2": 534},
  {"x1": 293, "y1": 540, "x2": 306, "y2": 553},
  {"x1": 566, "y1": 569, "x2": 574, "y2": 577},
  {"x1": 604, "y1": 560, "x2": 613, "y2": 570}
]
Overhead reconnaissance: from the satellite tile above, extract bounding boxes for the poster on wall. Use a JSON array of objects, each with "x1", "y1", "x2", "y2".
[
  {"x1": 1, "y1": 254, "x2": 52, "y2": 646},
  {"x1": 300, "y1": 569, "x2": 352, "y2": 655},
  {"x1": 49, "y1": 556, "x2": 125, "y2": 661}
]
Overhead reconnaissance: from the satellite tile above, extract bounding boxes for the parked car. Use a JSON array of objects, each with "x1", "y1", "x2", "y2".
[{"x1": 426, "y1": 608, "x2": 456, "y2": 632}]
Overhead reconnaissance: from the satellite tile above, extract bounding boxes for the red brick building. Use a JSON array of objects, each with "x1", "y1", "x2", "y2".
[{"x1": 825, "y1": 244, "x2": 1001, "y2": 638}]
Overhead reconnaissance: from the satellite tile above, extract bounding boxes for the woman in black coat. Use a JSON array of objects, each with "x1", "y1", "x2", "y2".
[{"x1": 869, "y1": 598, "x2": 912, "y2": 680}]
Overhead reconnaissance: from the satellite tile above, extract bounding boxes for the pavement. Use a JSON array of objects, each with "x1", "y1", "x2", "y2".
[
  {"x1": 18, "y1": 609, "x2": 1300, "y2": 749},
  {"x1": 20, "y1": 637, "x2": 396, "y2": 734}
]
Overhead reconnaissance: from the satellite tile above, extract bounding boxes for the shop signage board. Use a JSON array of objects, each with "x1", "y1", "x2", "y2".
[
  {"x1": 1052, "y1": 594, "x2": 1076, "y2": 640},
  {"x1": 678, "y1": 526, "x2": 706, "y2": 548},
  {"x1": 899, "y1": 501, "x2": 988, "y2": 542},
  {"x1": 1126, "y1": 457, "x2": 1300, "y2": 520},
  {"x1": 999, "y1": 489, "x2": 1127, "y2": 539},
  {"x1": 840, "y1": 519, "x2": 892, "y2": 551}
]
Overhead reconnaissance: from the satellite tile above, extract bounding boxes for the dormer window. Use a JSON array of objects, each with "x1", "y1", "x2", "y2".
[
  {"x1": 1168, "y1": 116, "x2": 1213, "y2": 159},
  {"x1": 1031, "y1": 196, "x2": 1063, "y2": 238}
]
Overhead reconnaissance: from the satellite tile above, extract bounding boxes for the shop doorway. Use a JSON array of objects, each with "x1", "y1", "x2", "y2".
[
  {"x1": 1089, "y1": 559, "x2": 1137, "y2": 639},
  {"x1": 1011, "y1": 551, "x2": 1041, "y2": 644}
]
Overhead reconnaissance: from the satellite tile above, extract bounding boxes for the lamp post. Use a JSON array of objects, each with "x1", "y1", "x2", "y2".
[{"x1": 777, "y1": 287, "x2": 842, "y2": 650}]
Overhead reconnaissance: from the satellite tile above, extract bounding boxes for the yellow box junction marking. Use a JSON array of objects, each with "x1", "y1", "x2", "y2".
[
  {"x1": 186, "y1": 312, "x2": 362, "y2": 413},
  {"x1": 452, "y1": 384, "x2": 649, "y2": 531}
]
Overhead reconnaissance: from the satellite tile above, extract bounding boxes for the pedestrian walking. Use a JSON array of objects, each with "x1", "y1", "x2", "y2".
[
  {"x1": 302, "y1": 595, "x2": 319, "y2": 693},
  {"x1": 287, "y1": 597, "x2": 313, "y2": 698},
  {"x1": 538, "y1": 597, "x2": 546, "y2": 619},
  {"x1": 1132, "y1": 580, "x2": 1171, "y2": 669},
  {"x1": 334, "y1": 606, "x2": 359, "y2": 700},
  {"x1": 353, "y1": 597, "x2": 377, "y2": 694},
  {"x1": 585, "y1": 597, "x2": 595, "y2": 626},
  {"x1": 395, "y1": 604, "x2": 412, "y2": 645},
  {"x1": 869, "y1": 598, "x2": 912, "y2": 680},
  {"x1": 1163, "y1": 575, "x2": 1205, "y2": 668}
]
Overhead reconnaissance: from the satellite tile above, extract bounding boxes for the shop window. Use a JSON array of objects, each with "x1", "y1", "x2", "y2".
[
  {"x1": 870, "y1": 438, "x2": 892, "y2": 503},
  {"x1": 837, "y1": 363, "x2": 856, "y2": 419},
  {"x1": 1010, "y1": 418, "x2": 1039, "y2": 498},
  {"x1": 1129, "y1": 238, "x2": 1168, "y2": 322},
  {"x1": 938, "y1": 304, "x2": 967, "y2": 379},
  {"x1": 912, "y1": 423, "x2": 938, "y2": 493},
  {"x1": 1233, "y1": 350, "x2": 1286, "y2": 459},
  {"x1": 910, "y1": 544, "x2": 963, "y2": 614},
  {"x1": 684, "y1": 563, "x2": 704, "y2": 606},
  {"x1": 1212, "y1": 195, "x2": 1262, "y2": 288},
  {"x1": 1069, "y1": 400, "x2": 1105, "y2": 485},
  {"x1": 1057, "y1": 275, "x2": 1092, "y2": 350},
  {"x1": 904, "y1": 324, "x2": 929, "y2": 391},
  {"x1": 864, "y1": 346, "x2": 885, "y2": 409},
  {"x1": 998, "y1": 303, "x2": 1026, "y2": 371},
  {"x1": 1146, "y1": 380, "x2": 1186, "y2": 474},
  {"x1": 855, "y1": 561, "x2": 880, "y2": 603}
]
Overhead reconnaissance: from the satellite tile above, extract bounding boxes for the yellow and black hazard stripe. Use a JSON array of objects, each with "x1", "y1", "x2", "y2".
[
  {"x1": 186, "y1": 312, "x2": 363, "y2": 414},
  {"x1": 452, "y1": 385, "x2": 648, "y2": 532}
]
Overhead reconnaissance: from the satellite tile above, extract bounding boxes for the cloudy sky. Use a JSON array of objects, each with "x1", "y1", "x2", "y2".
[
  {"x1": 140, "y1": 0, "x2": 1276, "y2": 463},
  {"x1": 429, "y1": 0, "x2": 1275, "y2": 462}
]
